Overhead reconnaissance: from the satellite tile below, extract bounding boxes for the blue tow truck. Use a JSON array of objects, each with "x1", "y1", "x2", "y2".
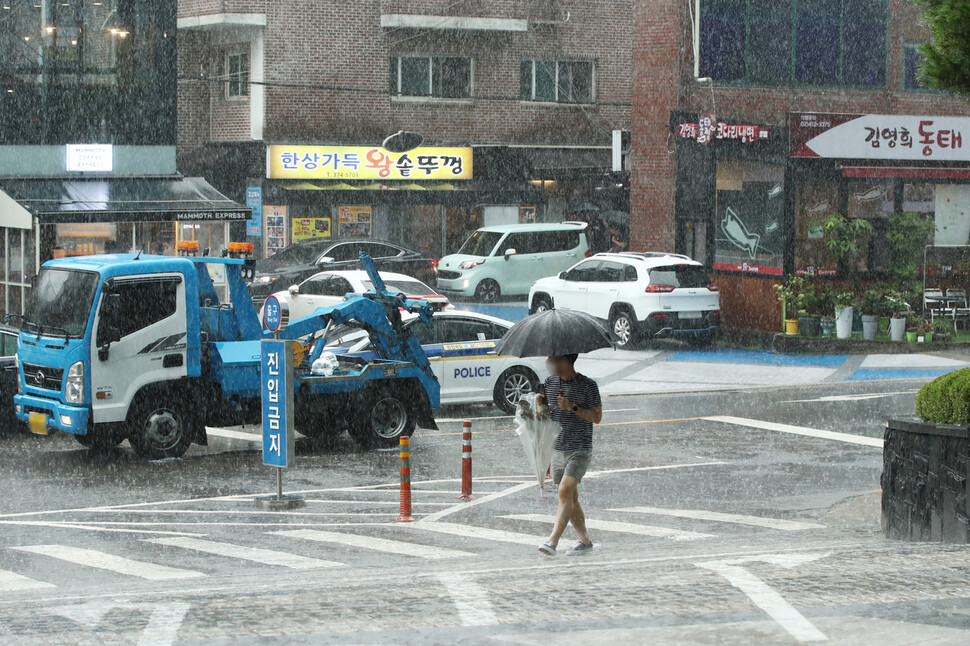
[{"x1": 11, "y1": 251, "x2": 439, "y2": 458}]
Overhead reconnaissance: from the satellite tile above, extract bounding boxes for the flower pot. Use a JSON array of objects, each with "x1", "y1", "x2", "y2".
[
  {"x1": 889, "y1": 317, "x2": 906, "y2": 341},
  {"x1": 878, "y1": 316, "x2": 890, "y2": 332},
  {"x1": 835, "y1": 306, "x2": 854, "y2": 339},
  {"x1": 820, "y1": 319, "x2": 835, "y2": 337},
  {"x1": 784, "y1": 318, "x2": 800, "y2": 335},
  {"x1": 861, "y1": 314, "x2": 879, "y2": 341},
  {"x1": 924, "y1": 331, "x2": 933, "y2": 343},
  {"x1": 852, "y1": 311, "x2": 863, "y2": 334},
  {"x1": 906, "y1": 330, "x2": 917, "y2": 343},
  {"x1": 798, "y1": 315, "x2": 821, "y2": 338}
]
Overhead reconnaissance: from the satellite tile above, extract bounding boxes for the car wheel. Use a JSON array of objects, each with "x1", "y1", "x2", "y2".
[
  {"x1": 531, "y1": 295, "x2": 553, "y2": 314},
  {"x1": 474, "y1": 279, "x2": 501, "y2": 304},
  {"x1": 610, "y1": 309, "x2": 638, "y2": 348},
  {"x1": 127, "y1": 396, "x2": 195, "y2": 460},
  {"x1": 494, "y1": 367, "x2": 539, "y2": 414},
  {"x1": 351, "y1": 392, "x2": 415, "y2": 449}
]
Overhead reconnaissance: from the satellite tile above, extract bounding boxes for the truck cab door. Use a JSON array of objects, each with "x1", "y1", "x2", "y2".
[{"x1": 90, "y1": 274, "x2": 188, "y2": 424}]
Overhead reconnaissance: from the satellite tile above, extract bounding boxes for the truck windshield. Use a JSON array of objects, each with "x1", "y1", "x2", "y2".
[
  {"x1": 457, "y1": 231, "x2": 502, "y2": 257},
  {"x1": 23, "y1": 268, "x2": 99, "y2": 338}
]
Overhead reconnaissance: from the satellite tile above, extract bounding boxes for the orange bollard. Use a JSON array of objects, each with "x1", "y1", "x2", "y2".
[
  {"x1": 396, "y1": 435, "x2": 414, "y2": 522},
  {"x1": 459, "y1": 420, "x2": 476, "y2": 501}
]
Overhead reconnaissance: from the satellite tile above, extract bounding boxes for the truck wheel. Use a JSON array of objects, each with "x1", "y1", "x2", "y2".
[
  {"x1": 494, "y1": 367, "x2": 539, "y2": 414},
  {"x1": 351, "y1": 393, "x2": 415, "y2": 449},
  {"x1": 128, "y1": 396, "x2": 195, "y2": 460},
  {"x1": 610, "y1": 309, "x2": 638, "y2": 348},
  {"x1": 474, "y1": 279, "x2": 500, "y2": 304}
]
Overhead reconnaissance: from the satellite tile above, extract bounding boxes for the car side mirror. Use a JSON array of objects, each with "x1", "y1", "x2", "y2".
[
  {"x1": 288, "y1": 285, "x2": 300, "y2": 295},
  {"x1": 559, "y1": 272, "x2": 567, "y2": 280},
  {"x1": 504, "y1": 248, "x2": 517, "y2": 260},
  {"x1": 318, "y1": 256, "x2": 335, "y2": 265}
]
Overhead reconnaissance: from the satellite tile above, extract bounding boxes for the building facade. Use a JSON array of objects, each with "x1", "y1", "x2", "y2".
[
  {"x1": 176, "y1": 0, "x2": 632, "y2": 262},
  {"x1": 632, "y1": 0, "x2": 970, "y2": 331},
  {"x1": 0, "y1": 0, "x2": 247, "y2": 316}
]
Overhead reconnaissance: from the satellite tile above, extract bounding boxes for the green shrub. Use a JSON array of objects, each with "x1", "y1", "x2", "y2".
[{"x1": 916, "y1": 368, "x2": 970, "y2": 424}]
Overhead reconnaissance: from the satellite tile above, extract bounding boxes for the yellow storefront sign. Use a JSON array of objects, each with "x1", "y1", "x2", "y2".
[{"x1": 267, "y1": 145, "x2": 473, "y2": 181}]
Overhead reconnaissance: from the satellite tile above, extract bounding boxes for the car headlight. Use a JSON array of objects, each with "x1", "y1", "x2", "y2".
[
  {"x1": 255, "y1": 275, "x2": 277, "y2": 284},
  {"x1": 459, "y1": 260, "x2": 483, "y2": 270},
  {"x1": 65, "y1": 361, "x2": 84, "y2": 404}
]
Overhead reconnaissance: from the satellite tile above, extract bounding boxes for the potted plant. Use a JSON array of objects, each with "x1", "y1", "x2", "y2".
[
  {"x1": 932, "y1": 317, "x2": 953, "y2": 343},
  {"x1": 774, "y1": 277, "x2": 804, "y2": 335},
  {"x1": 906, "y1": 313, "x2": 931, "y2": 343},
  {"x1": 832, "y1": 288, "x2": 856, "y2": 339},
  {"x1": 858, "y1": 288, "x2": 884, "y2": 341},
  {"x1": 886, "y1": 291, "x2": 910, "y2": 341},
  {"x1": 797, "y1": 281, "x2": 825, "y2": 337},
  {"x1": 820, "y1": 316, "x2": 836, "y2": 337},
  {"x1": 875, "y1": 283, "x2": 894, "y2": 332}
]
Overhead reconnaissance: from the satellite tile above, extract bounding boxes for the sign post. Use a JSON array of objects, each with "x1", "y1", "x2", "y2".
[{"x1": 255, "y1": 296, "x2": 304, "y2": 510}]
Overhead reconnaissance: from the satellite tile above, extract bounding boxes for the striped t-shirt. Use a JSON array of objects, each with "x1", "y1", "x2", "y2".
[{"x1": 544, "y1": 373, "x2": 602, "y2": 451}]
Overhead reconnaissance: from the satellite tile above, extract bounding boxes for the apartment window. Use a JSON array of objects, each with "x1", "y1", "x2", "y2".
[
  {"x1": 904, "y1": 44, "x2": 936, "y2": 92},
  {"x1": 520, "y1": 60, "x2": 594, "y2": 104},
  {"x1": 227, "y1": 52, "x2": 250, "y2": 97},
  {"x1": 389, "y1": 55, "x2": 472, "y2": 98},
  {"x1": 700, "y1": 0, "x2": 888, "y2": 88}
]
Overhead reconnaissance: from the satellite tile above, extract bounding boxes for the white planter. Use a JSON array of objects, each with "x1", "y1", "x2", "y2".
[
  {"x1": 861, "y1": 314, "x2": 879, "y2": 341},
  {"x1": 835, "y1": 306, "x2": 854, "y2": 339},
  {"x1": 889, "y1": 317, "x2": 906, "y2": 341}
]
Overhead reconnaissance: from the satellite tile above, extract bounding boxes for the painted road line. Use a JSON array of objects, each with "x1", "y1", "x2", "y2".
[
  {"x1": 400, "y1": 521, "x2": 539, "y2": 546},
  {"x1": 502, "y1": 514, "x2": 714, "y2": 541},
  {"x1": 436, "y1": 408, "x2": 641, "y2": 424},
  {"x1": 204, "y1": 427, "x2": 262, "y2": 442},
  {"x1": 610, "y1": 507, "x2": 825, "y2": 531},
  {"x1": 706, "y1": 415, "x2": 883, "y2": 448},
  {"x1": 11, "y1": 545, "x2": 205, "y2": 581},
  {"x1": 697, "y1": 556, "x2": 828, "y2": 643},
  {"x1": 584, "y1": 461, "x2": 725, "y2": 478},
  {"x1": 782, "y1": 391, "x2": 917, "y2": 404},
  {"x1": 270, "y1": 529, "x2": 475, "y2": 560},
  {"x1": 304, "y1": 500, "x2": 454, "y2": 507},
  {"x1": 420, "y1": 482, "x2": 537, "y2": 523},
  {"x1": 145, "y1": 537, "x2": 345, "y2": 570},
  {"x1": 436, "y1": 572, "x2": 498, "y2": 626},
  {"x1": 0, "y1": 520, "x2": 206, "y2": 536},
  {"x1": 0, "y1": 569, "x2": 56, "y2": 592}
]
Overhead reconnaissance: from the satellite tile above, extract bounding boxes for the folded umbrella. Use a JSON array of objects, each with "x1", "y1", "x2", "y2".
[
  {"x1": 514, "y1": 393, "x2": 559, "y2": 491},
  {"x1": 493, "y1": 309, "x2": 614, "y2": 358}
]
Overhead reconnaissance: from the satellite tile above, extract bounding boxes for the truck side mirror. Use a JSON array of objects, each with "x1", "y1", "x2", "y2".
[{"x1": 97, "y1": 292, "x2": 123, "y2": 360}]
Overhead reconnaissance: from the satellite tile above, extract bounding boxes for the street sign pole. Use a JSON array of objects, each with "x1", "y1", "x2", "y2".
[{"x1": 255, "y1": 297, "x2": 304, "y2": 510}]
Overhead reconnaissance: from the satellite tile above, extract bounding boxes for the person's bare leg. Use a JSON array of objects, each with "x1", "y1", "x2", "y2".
[
  {"x1": 569, "y1": 486, "x2": 591, "y2": 544},
  {"x1": 547, "y1": 477, "x2": 578, "y2": 546}
]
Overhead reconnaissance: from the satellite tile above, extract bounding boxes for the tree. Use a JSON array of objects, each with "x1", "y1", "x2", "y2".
[{"x1": 915, "y1": 1, "x2": 970, "y2": 94}]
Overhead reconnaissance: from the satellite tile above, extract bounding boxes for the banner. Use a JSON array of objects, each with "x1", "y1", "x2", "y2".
[
  {"x1": 267, "y1": 145, "x2": 473, "y2": 180},
  {"x1": 337, "y1": 206, "x2": 372, "y2": 237},
  {"x1": 246, "y1": 186, "x2": 262, "y2": 236},
  {"x1": 790, "y1": 112, "x2": 970, "y2": 161},
  {"x1": 292, "y1": 216, "x2": 332, "y2": 241},
  {"x1": 264, "y1": 205, "x2": 287, "y2": 256}
]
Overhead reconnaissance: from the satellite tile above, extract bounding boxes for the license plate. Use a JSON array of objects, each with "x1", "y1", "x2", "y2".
[
  {"x1": 28, "y1": 412, "x2": 48, "y2": 435},
  {"x1": 680, "y1": 311, "x2": 702, "y2": 320}
]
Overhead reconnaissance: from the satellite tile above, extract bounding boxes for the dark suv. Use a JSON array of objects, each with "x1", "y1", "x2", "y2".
[{"x1": 248, "y1": 239, "x2": 436, "y2": 304}]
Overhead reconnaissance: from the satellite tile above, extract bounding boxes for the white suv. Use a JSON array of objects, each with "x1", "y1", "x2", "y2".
[{"x1": 529, "y1": 253, "x2": 721, "y2": 347}]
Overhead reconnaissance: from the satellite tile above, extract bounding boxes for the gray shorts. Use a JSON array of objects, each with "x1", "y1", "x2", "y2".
[{"x1": 552, "y1": 449, "x2": 592, "y2": 484}]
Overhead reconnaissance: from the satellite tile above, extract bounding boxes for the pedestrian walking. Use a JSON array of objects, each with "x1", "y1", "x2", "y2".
[{"x1": 536, "y1": 353, "x2": 602, "y2": 556}]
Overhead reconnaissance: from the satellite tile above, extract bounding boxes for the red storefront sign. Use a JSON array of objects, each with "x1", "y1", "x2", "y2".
[{"x1": 712, "y1": 262, "x2": 784, "y2": 276}]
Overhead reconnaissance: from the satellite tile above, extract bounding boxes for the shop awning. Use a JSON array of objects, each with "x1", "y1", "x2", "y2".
[
  {"x1": 0, "y1": 186, "x2": 32, "y2": 229},
  {"x1": 841, "y1": 166, "x2": 970, "y2": 180},
  {"x1": 0, "y1": 176, "x2": 251, "y2": 224}
]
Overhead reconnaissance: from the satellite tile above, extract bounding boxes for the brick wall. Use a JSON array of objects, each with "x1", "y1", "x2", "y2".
[
  {"x1": 178, "y1": 0, "x2": 632, "y2": 150},
  {"x1": 177, "y1": 30, "x2": 210, "y2": 162},
  {"x1": 209, "y1": 45, "x2": 252, "y2": 141}
]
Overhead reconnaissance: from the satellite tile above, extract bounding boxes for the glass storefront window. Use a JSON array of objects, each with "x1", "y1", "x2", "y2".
[
  {"x1": 713, "y1": 159, "x2": 785, "y2": 274},
  {"x1": 794, "y1": 182, "x2": 839, "y2": 276},
  {"x1": 848, "y1": 180, "x2": 895, "y2": 219}
]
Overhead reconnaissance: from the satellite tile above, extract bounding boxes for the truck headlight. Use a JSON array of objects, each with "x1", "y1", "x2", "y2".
[
  {"x1": 459, "y1": 260, "x2": 483, "y2": 270},
  {"x1": 65, "y1": 361, "x2": 84, "y2": 404}
]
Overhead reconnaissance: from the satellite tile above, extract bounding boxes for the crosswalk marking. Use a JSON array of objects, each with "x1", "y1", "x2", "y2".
[
  {"x1": 705, "y1": 415, "x2": 883, "y2": 448},
  {"x1": 610, "y1": 507, "x2": 825, "y2": 531},
  {"x1": 399, "y1": 522, "x2": 539, "y2": 546},
  {"x1": 270, "y1": 529, "x2": 475, "y2": 560},
  {"x1": 0, "y1": 569, "x2": 56, "y2": 592},
  {"x1": 502, "y1": 514, "x2": 714, "y2": 541},
  {"x1": 145, "y1": 537, "x2": 345, "y2": 570},
  {"x1": 11, "y1": 545, "x2": 205, "y2": 581}
]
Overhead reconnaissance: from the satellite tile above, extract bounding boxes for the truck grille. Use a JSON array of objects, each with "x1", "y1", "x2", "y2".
[
  {"x1": 437, "y1": 270, "x2": 461, "y2": 280},
  {"x1": 22, "y1": 363, "x2": 63, "y2": 391}
]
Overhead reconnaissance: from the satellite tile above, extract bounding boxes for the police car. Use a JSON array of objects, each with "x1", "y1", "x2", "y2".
[{"x1": 320, "y1": 311, "x2": 545, "y2": 413}]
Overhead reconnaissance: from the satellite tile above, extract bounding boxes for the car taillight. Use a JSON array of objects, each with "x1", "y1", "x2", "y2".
[
  {"x1": 707, "y1": 283, "x2": 719, "y2": 292},
  {"x1": 651, "y1": 313, "x2": 670, "y2": 319},
  {"x1": 646, "y1": 284, "x2": 675, "y2": 293},
  {"x1": 585, "y1": 250, "x2": 592, "y2": 257},
  {"x1": 430, "y1": 258, "x2": 437, "y2": 268}
]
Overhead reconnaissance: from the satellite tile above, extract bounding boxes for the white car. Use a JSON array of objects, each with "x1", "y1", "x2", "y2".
[
  {"x1": 322, "y1": 311, "x2": 546, "y2": 413},
  {"x1": 259, "y1": 270, "x2": 451, "y2": 324},
  {"x1": 529, "y1": 252, "x2": 721, "y2": 347}
]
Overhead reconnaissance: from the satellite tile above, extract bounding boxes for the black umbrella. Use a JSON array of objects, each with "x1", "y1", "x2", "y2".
[
  {"x1": 493, "y1": 309, "x2": 614, "y2": 358},
  {"x1": 601, "y1": 210, "x2": 629, "y2": 228}
]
